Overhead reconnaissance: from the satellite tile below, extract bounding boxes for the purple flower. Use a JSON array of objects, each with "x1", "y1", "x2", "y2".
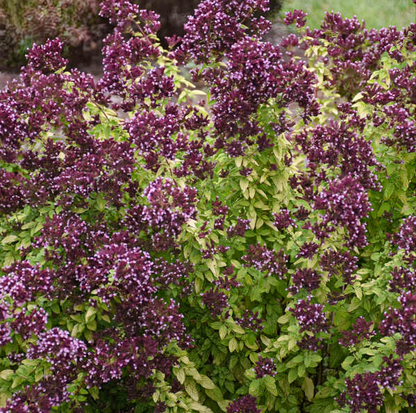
[
  {"x1": 339, "y1": 316, "x2": 375, "y2": 347},
  {"x1": 177, "y1": 0, "x2": 270, "y2": 64},
  {"x1": 236, "y1": 310, "x2": 264, "y2": 332},
  {"x1": 296, "y1": 242, "x2": 319, "y2": 259},
  {"x1": 341, "y1": 372, "x2": 384, "y2": 413},
  {"x1": 379, "y1": 292, "x2": 416, "y2": 355},
  {"x1": 314, "y1": 175, "x2": 371, "y2": 248},
  {"x1": 25, "y1": 38, "x2": 68, "y2": 73},
  {"x1": 201, "y1": 289, "x2": 228, "y2": 317},
  {"x1": 389, "y1": 266, "x2": 416, "y2": 293},
  {"x1": 320, "y1": 250, "x2": 358, "y2": 284},
  {"x1": 227, "y1": 218, "x2": 250, "y2": 238},
  {"x1": 227, "y1": 395, "x2": 261, "y2": 413},
  {"x1": 273, "y1": 209, "x2": 296, "y2": 230},
  {"x1": 283, "y1": 10, "x2": 308, "y2": 28},
  {"x1": 242, "y1": 243, "x2": 288, "y2": 277},
  {"x1": 254, "y1": 356, "x2": 277, "y2": 378},
  {"x1": 290, "y1": 298, "x2": 328, "y2": 333},
  {"x1": 289, "y1": 269, "x2": 321, "y2": 294}
]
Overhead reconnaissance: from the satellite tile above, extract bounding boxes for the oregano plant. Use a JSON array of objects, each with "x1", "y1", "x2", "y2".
[{"x1": 1, "y1": 1, "x2": 416, "y2": 412}]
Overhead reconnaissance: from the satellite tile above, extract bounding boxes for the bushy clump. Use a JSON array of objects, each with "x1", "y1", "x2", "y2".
[{"x1": 1, "y1": 1, "x2": 416, "y2": 412}]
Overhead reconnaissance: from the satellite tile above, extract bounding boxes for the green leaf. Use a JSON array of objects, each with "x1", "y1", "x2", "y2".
[
  {"x1": 219, "y1": 325, "x2": 228, "y2": 340},
  {"x1": 205, "y1": 386, "x2": 223, "y2": 402},
  {"x1": 89, "y1": 386, "x2": 99, "y2": 400},
  {"x1": 304, "y1": 377, "x2": 314, "y2": 401},
  {"x1": 197, "y1": 375, "x2": 215, "y2": 390},
  {"x1": 229, "y1": 323, "x2": 245, "y2": 335},
  {"x1": 229, "y1": 338, "x2": 238, "y2": 353},
  {"x1": 1, "y1": 235, "x2": 18, "y2": 244},
  {"x1": 240, "y1": 179, "x2": 249, "y2": 193},
  {"x1": 86, "y1": 320, "x2": 97, "y2": 331},
  {"x1": 304, "y1": 353, "x2": 311, "y2": 368},
  {"x1": 0, "y1": 392, "x2": 12, "y2": 408},
  {"x1": 0, "y1": 370, "x2": 14, "y2": 381},
  {"x1": 341, "y1": 356, "x2": 354, "y2": 370},
  {"x1": 277, "y1": 314, "x2": 290, "y2": 324},
  {"x1": 85, "y1": 307, "x2": 96, "y2": 323},
  {"x1": 383, "y1": 182, "x2": 395, "y2": 200},
  {"x1": 264, "y1": 375, "x2": 278, "y2": 396},
  {"x1": 315, "y1": 387, "x2": 335, "y2": 399},
  {"x1": 188, "y1": 401, "x2": 214, "y2": 413},
  {"x1": 249, "y1": 379, "x2": 263, "y2": 397},
  {"x1": 11, "y1": 376, "x2": 23, "y2": 389},
  {"x1": 185, "y1": 379, "x2": 199, "y2": 401},
  {"x1": 288, "y1": 368, "x2": 298, "y2": 384},
  {"x1": 176, "y1": 368, "x2": 185, "y2": 384},
  {"x1": 210, "y1": 322, "x2": 222, "y2": 330}
]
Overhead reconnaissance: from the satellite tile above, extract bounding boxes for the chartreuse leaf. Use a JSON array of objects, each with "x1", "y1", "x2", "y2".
[
  {"x1": 185, "y1": 378, "x2": 199, "y2": 401},
  {"x1": 1, "y1": 235, "x2": 18, "y2": 245},
  {"x1": 228, "y1": 337, "x2": 238, "y2": 352},
  {"x1": 196, "y1": 375, "x2": 215, "y2": 390},
  {"x1": 264, "y1": 375, "x2": 278, "y2": 396},
  {"x1": 288, "y1": 368, "x2": 298, "y2": 384},
  {"x1": 303, "y1": 377, "x2": 314, "y2": 401},
  {"x1": 205, "y1": 386, "x2": 224, "y2": 402},
  {"x1": 249, "y1": 379, "x2": 264, "y2": 397},
  {"x1": 0, "y1": 370, "x2": 14, "y2": 381}
]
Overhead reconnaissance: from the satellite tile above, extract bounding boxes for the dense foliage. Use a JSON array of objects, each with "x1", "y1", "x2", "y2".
[{"x1": 1, "y1": 0, "x2": 416, "y2": 412}]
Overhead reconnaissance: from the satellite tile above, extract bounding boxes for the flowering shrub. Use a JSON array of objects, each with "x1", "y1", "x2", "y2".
[{"x1": 1, "y1": 0, "x2": 416, "y2": 412}]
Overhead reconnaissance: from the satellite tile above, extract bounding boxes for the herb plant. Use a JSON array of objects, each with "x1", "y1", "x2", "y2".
[{"x1": 1, "y1": 1, "x2": 416, "y2": 412}]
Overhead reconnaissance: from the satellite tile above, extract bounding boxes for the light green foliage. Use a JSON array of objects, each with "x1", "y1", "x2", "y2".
[{"x1": 282, "y1": 0, "x2": 416, "y2": 30}]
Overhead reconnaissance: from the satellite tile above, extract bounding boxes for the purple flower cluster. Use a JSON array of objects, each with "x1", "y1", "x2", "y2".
[
  {"x1": 123, "y1": 178, "x2": 197, "y2": 251},
  {"x1": 313, "y1": 175, "x2": 372, "y2": 248},
  {"x1": 178, "y1": 0, "x2": 271, "y2": 64},
  {"x1": 290, "y1": 298, "x2": 328, "y2": 333},
  {"x1": 289, "y1": 269, "x2": 321, "y2": 294},
  {"x1": 340, "y1": 372, "x2": 384, "y2": 413},
  {"x1": 227, "y1": 218, "x2": 251, "y2": 238},
  {"x1": 283, "y1": 9, "x2": 308, "y2": 28},
  {"x1": 379, "y1": 292, "x2": 416, "y2": 355},
  {"x1": 389, "y1": 266, "x2": 416, "y2": 293},
  {"x1": 297, "y1": 335, "x2": 323, "y2": 352},
  {"x1": 201, "y1": 289, "x2": 229, "y2": 317},
  {"x1": 320, "y1": 249, "x2": 358, "y2": 284},
  {"x1": 25, "y1": 38, "x2": 68, "y2": 74},
  {"x1": 273, "y1": 209, "x2": 296, "y2": 230},
  {"x1": 302, "y1": 12, "x2": 407, "y2": 98},
  {"x1": 242, "y1": 243, "x2": 288, "y2": 277},
  {"x1": 236, "y1": 310, "x2": 264, "y2": 332},
  {"x1": 296, "y1": 242, "x2": 319, "y2": 259},
  {"x1": 393, "y1": 215, "x2": 416, "y2": 261},
  {"x1": 176, "y1": 0, "x2": 319, "y2": 156},
  {"x1": 339, "y1": 316, "x2": 375, "y2": 347},
  {"x1": 339, "y1": 357, "x2": 403, "y2": 412},
  {"x1": 227, "y1": 395, "x2": 261, "y2": 413},
  {"x1": 254, "y1": 356, "x2": 277, "y2": 378},
  {"x1": 0, "y1": 262, "x2": 54, "y2": 348},
  {"x1": 295, "y1": 121, "x2": 379, "y2": 191},
  {"x1": 0, "y1": 329, "x2": 87, "y2": 411}
]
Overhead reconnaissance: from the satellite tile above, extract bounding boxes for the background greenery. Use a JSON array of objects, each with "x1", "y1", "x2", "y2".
[{"x1": 281, "y1": 0, "x2": 416, "y2": 29}]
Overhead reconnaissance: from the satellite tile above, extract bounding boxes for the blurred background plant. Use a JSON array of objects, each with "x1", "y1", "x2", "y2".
[
  {"x1": 282, "y1": 0, "x2": 416, "y2": 30},
  {"x1": 0, "y1": 0, "x2": 107, "y2": 70},
  {"x1": 0, "y1": 0, "x2": 284, "y2": 71}
]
